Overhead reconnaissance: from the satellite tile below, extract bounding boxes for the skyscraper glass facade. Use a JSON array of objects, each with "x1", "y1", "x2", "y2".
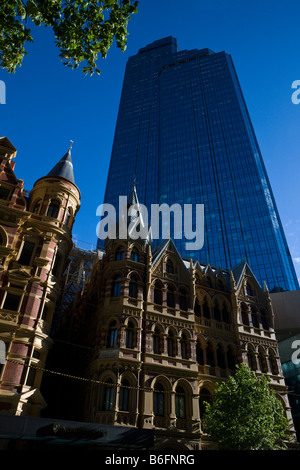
[{"x1": 101, "y1": 36, "x2": 298, "y2": 292}]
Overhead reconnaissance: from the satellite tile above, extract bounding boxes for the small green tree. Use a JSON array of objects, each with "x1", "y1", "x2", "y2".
[
  {"x1": 203, "y1": 364, "x2": 290, "y2": 450},
  {"x1": 0, "y1": 0, "x2": 138, "y2": 75}
]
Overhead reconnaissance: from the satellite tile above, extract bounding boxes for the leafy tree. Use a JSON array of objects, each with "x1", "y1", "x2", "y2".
[
  {"x1": 202, "y1": 364, "x2": 291, "y2": 450},
  {"x1": 0, "y1": 0, "x2": 138, "y2": 75}
]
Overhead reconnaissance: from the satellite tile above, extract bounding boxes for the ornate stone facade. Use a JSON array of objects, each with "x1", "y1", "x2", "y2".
[{"x1": 71, "y1": 191, "x2": 296, "y2": 450}]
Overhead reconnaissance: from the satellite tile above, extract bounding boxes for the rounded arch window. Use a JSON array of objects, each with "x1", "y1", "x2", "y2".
[{"x1": 47, "y1": 199, "x2": 60, "y2": 218}]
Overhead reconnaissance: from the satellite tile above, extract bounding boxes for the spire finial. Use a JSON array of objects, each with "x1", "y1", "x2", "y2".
[{"x1": 69, "y1": 139, "x2": 74, "y2": 150}]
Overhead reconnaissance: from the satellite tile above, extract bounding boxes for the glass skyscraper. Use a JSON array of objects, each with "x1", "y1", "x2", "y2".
[{"x1": 101, "y1": 36, "x2": 298, "y2": 292}]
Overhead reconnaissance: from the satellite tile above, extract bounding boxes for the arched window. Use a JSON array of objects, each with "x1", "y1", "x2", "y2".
[
  {"x1": 241, "y1": 304, "x2": 249, "y2": 325},
  {"x1": 258, "y1": 348, "x2": 268, "y2": 373},
  {"x1": 194, "y1": 298, "x2": 201, "y2": 317},
  {"x1": 115, "y1": 246, "x2": 124, "y2": 261},
  {"x1": 199, "y1": 388, "x2": 212, "y2": 418},
  {"x1": 251, "y1": 307, "x2": 259, "y2": 328},
  {"x1": 261, "y1": 309, "x2": 270, "y2": 330},
  {"x1": 217, "y1": 344, "x2": 226, "y2": 369},
  {"x1": 206, "y1": 341, "x2": 215, "y2": 367},
  {"x1": 154, "y1": 281, "x2": 162, "y2": 305},
  {"x1": 196, "y1": 341, "x2": 204, "y2": 365},
  {"x1": 227, "y1": 346, "x2": 237, "y2": 371},
  {"x1": 128, "y1": 274, "x2": 138, "y2": 299},
  {"x1": 107, "y1": 321, "x2": 118, "y2": 348},
  {"x1": 153, "y1": 383, "x2": 165, "y2": 417},
  {"x1": 103, "y1": 378, "x2": 114, "y2": 411},
  {"x1": 180, "y1": 333, "x2": 188, "y2": 359},
  {"x1": 175, "y1": 386, "x2": 186, "y2": 419},
  {"x1": 47, "y1": 199, "x2": 60, "y2": 218},
  {"x1": 247, "y1": 347, "x2": 257, "y2": 371},
  {"x1": 222, "y1": 303, "x2": 231, "y2": 324},
  {"x1": 130, "y1": 248, "x2": 139, "y2": 262},
  {"x1": 167, "y1": 285, "x2": 175, "y2": 308},
  {"x1": 112, "y1": 276, "x2": 121, "y2": 297},
  {"x1": 203, "y1": 297, "x2": 210, "y2": 319},
  {"x1": 125, "y1": 321, "x2": 134, "y2": 349},
  {"x1": 119, "y1": 379, "x2": 130, "y2": 412},
  {"x1": 153, "y1": 327, "x2": 161, "y2": 354},
  {"x1": 213, "y1": 302, "x2": 222, "y2": 322},
  {"x1": 167, "y1": 330, "x2": 175, "y2": 357},
  {"x1": 166, "y1": 259, "x2": 174, "y2": 274},
  {"x1": 179, "y1": 288, "x2": 187, "y2": 311},
  {"x1": 33, "y1": 199, "x2": 42, "y2": 214},
  {"x1": 268, "y1": 349, "x2": 279, "y2": 375},
  {"x1": 246, "y1": 283, "x2": 255, "y2": 297}
]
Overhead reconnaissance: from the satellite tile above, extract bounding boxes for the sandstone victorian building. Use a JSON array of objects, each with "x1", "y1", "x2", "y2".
[
  {"x1": 0, "y1": 137, "x2": 297, "y2": 449},
  {"x1": 0, "y1": 137, "x2": 80, "y2": 416}
]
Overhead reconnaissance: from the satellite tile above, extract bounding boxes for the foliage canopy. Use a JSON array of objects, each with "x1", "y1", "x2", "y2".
[
  {"x1": 0, "y1": 0, "x2": 139, "y2": 75},
  {"x1": 203, "y1": 364, "x2": 291, "y2": 450}
]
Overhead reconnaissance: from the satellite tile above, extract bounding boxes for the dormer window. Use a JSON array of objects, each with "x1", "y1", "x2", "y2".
[{"x1": 166, "y1": 259, "x2": 174, "y2": 274}]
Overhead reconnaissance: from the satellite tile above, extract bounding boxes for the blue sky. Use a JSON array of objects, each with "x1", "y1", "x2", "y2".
[{"x1": 0, "y1": 0, "x2": 299, "y2": 282}]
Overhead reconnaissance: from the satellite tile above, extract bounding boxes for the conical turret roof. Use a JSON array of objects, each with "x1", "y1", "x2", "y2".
[{"x1": 46, "y1": 148, "x2": 75, "y2": 184}]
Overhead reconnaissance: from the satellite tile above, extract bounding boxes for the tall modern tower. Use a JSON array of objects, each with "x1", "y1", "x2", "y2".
[{"x1": 101, "y1": 36, "x2": 299, "y2": 292}]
